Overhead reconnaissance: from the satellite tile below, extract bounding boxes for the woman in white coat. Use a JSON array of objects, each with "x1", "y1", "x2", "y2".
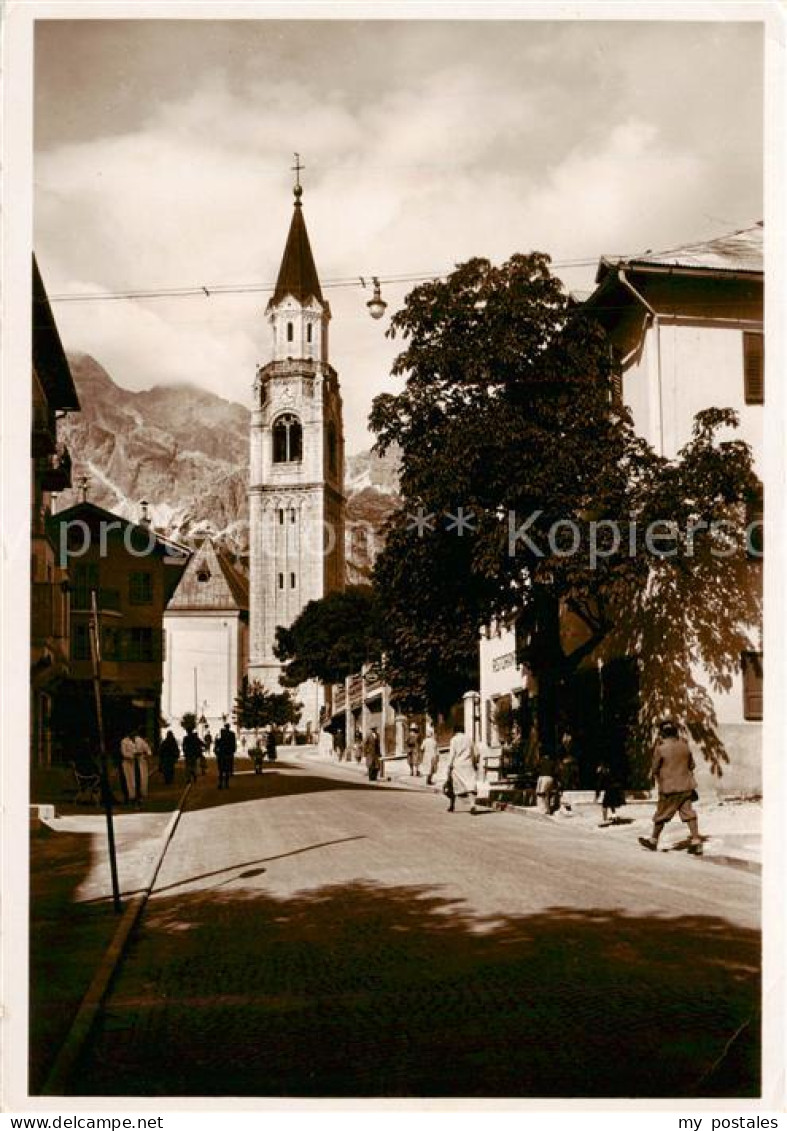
[{"x1": 447, "y1": 725, "x2": 478, "y2": 814}]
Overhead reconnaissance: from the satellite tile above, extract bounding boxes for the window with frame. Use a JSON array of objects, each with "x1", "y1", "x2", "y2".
[
  {"x1": 102, "y1": 625, "x2": 120, "y2": 661},
  {"x1": 129, "y1": 570, "x2": 153, "y2": 605},
  {"x1": 272, "y1": 414, "x2": 302, "y2": 463},
  {"x1": 745, "y1": 486, "x2": 763, "y2": 559},
  {"x1": 287, "y1": 322, "x2": 294, "y2": 342},
  {"x1": 290, "y1": 572, "x2": 296, "y2": 589},
  {"x1": 72, "y1": 562, "x2": 99, "y2": 610},
  {"x1": 327, "y1": 421, "x2": 338, "y2": 475},
  {"x1": 278, "y1": 573, "x2": 284, "y2": 590},
  {"x1": 743, "y1": 332, "x2": 764, "y2": 405},
  {"x1": 126, "y1": 627, "x2": 154, "y2": 662},
  {"x1": 71, "y1": 622, "x2": 91, "y2": 661},
  {"x1": 741, "y1": 651, "x2": 763, "y2": 720}
]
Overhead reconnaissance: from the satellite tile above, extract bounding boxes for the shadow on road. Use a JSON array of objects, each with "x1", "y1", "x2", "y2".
[
  {"x1": 182, "y1": 761, "x2": 413, "y2": 813},
  {"x1": 68, "y1": 879, "x2": 760, "y2": 1100}
]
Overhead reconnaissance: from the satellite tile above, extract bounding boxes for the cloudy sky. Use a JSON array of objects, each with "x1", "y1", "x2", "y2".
[{"x1": 34, "y1": 17, "x2": 763, "y2": 452}]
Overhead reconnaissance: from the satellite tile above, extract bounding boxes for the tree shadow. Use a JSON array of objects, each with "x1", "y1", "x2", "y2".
[
  {"x1": 29, "y1": 824, "x2": 119, "y2": 1093},
  {"x1": 69, "y1": 880, "x2": 760, "y2": 1100},
  {"x1": 182, "y1": 761, "x2": 414, "y2": 813},
  {"x1": 602, "y1": 539, "x2": 762, "y2": 779}
]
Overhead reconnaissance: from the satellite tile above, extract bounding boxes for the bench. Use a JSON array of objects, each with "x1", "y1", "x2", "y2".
[{"x1": 67, "y1": 761, "x2": 102, "y2": 806}]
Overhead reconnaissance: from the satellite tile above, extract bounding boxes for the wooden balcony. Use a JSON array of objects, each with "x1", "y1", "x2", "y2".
[{"x1": 40, "y1": 445, "x2": 73, "y2": 491}]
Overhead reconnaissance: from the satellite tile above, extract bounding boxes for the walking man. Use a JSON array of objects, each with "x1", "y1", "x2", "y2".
[
  {"x1": 446, "y1": 724, "x2": 478, "y2": 814},
  {"x1": 215, "y1": 722, "x2": 237, "y2": 790},
  {"x1": 406, "y1": 724, "x2": 423, "y2": 776},
  {"x1": 159, "y1": 729, "x2": 180, "y2": 785},
  {"x1": 364, "y1": 727, "x2": 382, "y2": 782},
  {"x1": 423, "y1": 727, "x2": 439, "y2": 785},
  {"x1": 182, "y1": 722, "x2": 204, "y2": 785},
  {"x1": 120, "y1": 727, "x2": 151, "y2": 808},
  {"x1": 639, "y1": 719, "x2": 703, "y2": 856}
]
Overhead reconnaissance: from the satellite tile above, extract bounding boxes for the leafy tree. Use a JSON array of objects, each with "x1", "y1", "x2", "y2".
[
  {"x1": 274, "y1": 585, "x2": 384, "y2": 687},
  {"x1": 370, "y1": 254, "x2": 759, "y2": 769},
  {"x1": 233, "y1": 679, "x2": 301, "y2": 731}
]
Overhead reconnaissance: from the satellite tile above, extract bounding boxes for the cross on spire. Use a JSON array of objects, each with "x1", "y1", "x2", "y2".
[{"x1": 291, "y1": 152, "x2": 304, "y2": 201}]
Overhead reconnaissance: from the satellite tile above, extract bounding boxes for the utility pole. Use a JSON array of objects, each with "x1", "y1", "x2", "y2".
[{"x1": 89, "y1": 589, "x2": 122, "y2": 913}]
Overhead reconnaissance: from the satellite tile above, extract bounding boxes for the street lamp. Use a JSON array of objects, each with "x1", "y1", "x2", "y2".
[{"x1": 366, "y1": 277, "x2": 387, "y2": 320}]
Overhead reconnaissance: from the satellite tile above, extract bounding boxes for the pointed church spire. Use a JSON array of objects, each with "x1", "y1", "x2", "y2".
[{"x1": 270, "y1": 156, "x2": 324, "y2": 307}]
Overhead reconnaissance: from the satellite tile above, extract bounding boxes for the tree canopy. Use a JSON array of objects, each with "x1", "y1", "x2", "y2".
[
  {"x1": 273, "y1": 585, "x2": 384, "y2": 688},
  {"x1": 370, "y1": 253, "x2": 760, "y2": 769},
  {"x1": 233, "y1": 679, "x2": 301, "y2": 731}
]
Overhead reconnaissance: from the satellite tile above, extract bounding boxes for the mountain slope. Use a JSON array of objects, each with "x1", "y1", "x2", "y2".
[{"x1": 57, "y1": 353, "x2": 400, "y2": 577}]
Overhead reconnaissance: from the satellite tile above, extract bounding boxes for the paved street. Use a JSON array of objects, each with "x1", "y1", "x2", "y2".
[{"x1": 73, "y1": 755, "x2": 760, "y2": 1099}]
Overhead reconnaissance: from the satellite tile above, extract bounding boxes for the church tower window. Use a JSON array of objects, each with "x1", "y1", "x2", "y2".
[
  {"x1": 290, "y1": 572, "x2": 296, "y2": 589},
  {"x1": 287, "y1": 322, "x2": 294, "y2": 342},
  {"x1": 327, "y1": 422, "x2": 337, "y2": 475},
  {"x1": 273, "y1": 414, "x2": 302, "y2": 463},
  {"x1": 307, "y1": 324, "x2": 312, "y2": 344}
]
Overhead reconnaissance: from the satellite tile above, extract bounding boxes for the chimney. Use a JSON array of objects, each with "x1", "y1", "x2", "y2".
[
  {"x1": 140, "y1": 499, "x2": 151, "y2": 526},
  {"x1": 78, "y1": 475, "x2": 89, "y2": 504}
]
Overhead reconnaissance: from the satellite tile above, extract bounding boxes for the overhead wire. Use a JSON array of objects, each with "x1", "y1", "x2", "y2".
[{"x1": 48, "y1": 257, "x2": 611, "y2": 304}]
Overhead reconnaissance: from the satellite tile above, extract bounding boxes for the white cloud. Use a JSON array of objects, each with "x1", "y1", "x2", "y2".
[{"x1": 34, "y1": 26, "x2": 762, "y2": 452}]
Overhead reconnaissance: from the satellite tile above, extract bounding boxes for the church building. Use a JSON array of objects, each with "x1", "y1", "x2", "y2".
[{"x1": 248, "y1": 170, "x2": 346, "y2": 730}]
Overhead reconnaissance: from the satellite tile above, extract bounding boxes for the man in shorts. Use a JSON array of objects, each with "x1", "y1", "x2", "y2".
[{"x1": 639, "y1": 719, "x2": 703, "y2": 856}]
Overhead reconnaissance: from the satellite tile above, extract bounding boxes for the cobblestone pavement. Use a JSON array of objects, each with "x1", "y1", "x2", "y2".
[{"x1": 72, "y1": 757, "x2": 760, "y2": 1099}]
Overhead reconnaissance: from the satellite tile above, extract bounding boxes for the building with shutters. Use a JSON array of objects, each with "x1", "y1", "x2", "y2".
[
  {"x1": 477, "y1": 224, "x2": 764, "y2": 796},
  {"x1": 49, "y1": 499, "x2": 190, "y2": 760},
  {"x1": 248, "y1": 173, "x2": 346, "y2": 731},
  {"x1": 583, "y1": 222, "x2": 764, "y2": 796}
]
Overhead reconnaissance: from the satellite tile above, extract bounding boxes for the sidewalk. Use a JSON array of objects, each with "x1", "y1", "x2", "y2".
[{"x1": 296, "y1": 746, "x2": 762, "y2": 872}]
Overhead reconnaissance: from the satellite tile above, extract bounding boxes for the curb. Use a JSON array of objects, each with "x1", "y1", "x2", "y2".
[
  {"x1": 278, "y1": 754, "x2": 762, "y2": 872},
  {"x1": 40, "y1": 781, "x2": 192, "y2": 1096},
  {"x1": 478, "y1": 798, "x2": 761, "y2": 872}
]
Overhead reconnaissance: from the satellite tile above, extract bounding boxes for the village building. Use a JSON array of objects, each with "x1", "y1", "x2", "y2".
[
  {"x1": 162, "y1": 539, "x2": 249, "y2": 737},
  {"x1": 248, "y1": 171, "x2": 346, "y2": 731},
  {"x1": 49, "y1": 498, "x2": 189, "y2": 759},
  {"x1": 478, "y1": 223, "x2": 764, "y2": 797},
  {"x1": 31, "y1": 256, "x2": 81, "y2": 767},
  {"x1": 331, "y1": 666, "x2": 397, "y2": 757},
  {"x1": 585, "y1": 223, "x2": 763, "y2": 797}
]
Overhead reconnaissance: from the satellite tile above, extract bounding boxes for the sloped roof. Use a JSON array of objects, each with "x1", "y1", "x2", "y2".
[
  {"x1": 597, "y1": 222, "x2": 763, "y2": 281},
  {"x1": 166, "y1": 539, "x2": 248, "y2": 611},
  {"x1": 270, "y1": 192, "x2": 324, "y2": 307},
  {"x1": 33, "y1": 255, "x2": 80, "y2": 411},
  {"x1": 51, "y1": 501, "x2": 190, "y2": 560}
]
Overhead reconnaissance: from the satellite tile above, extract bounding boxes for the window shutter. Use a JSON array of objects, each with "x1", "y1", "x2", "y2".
[
  {"x1": 741, "y1": 652, "x2": 763, "y2": 721},
  {"x1": 743, "y1": 332, "x2": 764, "y2": 405}
]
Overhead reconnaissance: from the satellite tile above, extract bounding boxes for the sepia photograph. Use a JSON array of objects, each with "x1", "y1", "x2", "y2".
[{"x1": 3, "y1": 2, "x2": 784, "y2": 1113}]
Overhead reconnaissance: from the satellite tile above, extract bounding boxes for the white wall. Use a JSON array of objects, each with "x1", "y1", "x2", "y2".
[
  {"x1": 624, "y1": 321, "x2": 763, "y2": 471},
  {"x1": 479, "y1": 623, "x2": 526, "y2": 748},
  {"x1": 163, "y1": 613, "x2": 240, "y2": 733},
  {"x1": 623, "y1": 318, "x2": 763, "y2": 794}
]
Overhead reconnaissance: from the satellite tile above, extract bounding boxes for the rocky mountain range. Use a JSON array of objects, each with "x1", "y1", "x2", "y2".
[{"x1": 57, "y1": 352, "x2": 401, "y2": 582}]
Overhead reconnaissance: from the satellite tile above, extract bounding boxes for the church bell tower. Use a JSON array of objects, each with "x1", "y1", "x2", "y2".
[{"x1": 248, "y1": 162, "x2": 346, "y2": 729}]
